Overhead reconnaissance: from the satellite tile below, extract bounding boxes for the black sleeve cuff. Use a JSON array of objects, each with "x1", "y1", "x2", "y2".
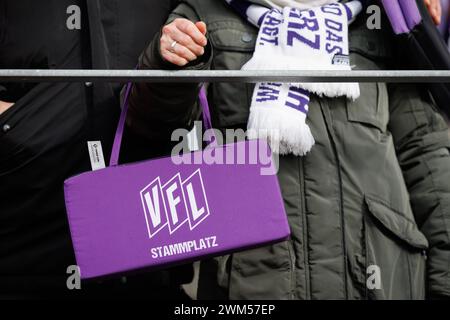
[{"x1": 0, "y1": 85, "x2": 7, "y2": 100}]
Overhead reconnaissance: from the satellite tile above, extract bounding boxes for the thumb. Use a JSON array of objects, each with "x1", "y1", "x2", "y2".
[{"x1": 195, "y1": 21, "x2": 207, "y2": 36}]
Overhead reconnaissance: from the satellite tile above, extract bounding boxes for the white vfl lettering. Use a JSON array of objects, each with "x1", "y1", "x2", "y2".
[
  {"x1": 144, "y1": 184, "x2": 162, "y2": 228},
  {"x1": 166, "y1": 181, "x2": 181, "y2": 225},
  {"x1": 186, "y1": 183, "x2": 205, "y2": 221},
  {"x1": 140, "y1": 169, "x2": 210, "y2": 239}
]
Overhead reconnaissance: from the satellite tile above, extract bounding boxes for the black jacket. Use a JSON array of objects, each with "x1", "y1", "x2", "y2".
[{"x1": 0, "y1": 0, "x2": 180, "y2": 297}]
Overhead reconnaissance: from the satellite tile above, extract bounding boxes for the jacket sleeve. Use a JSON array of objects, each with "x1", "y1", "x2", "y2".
[
  {"x1": 388, "y1": 84, "x2": 450, "y2": 299},
  {"x1": 126, "y1": 3, "x2": 213, "y2": 143}
]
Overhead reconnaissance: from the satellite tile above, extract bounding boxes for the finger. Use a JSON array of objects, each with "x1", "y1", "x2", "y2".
[
  {"x1": 161, "y1": 49, "x2": 189, "y2": 67},
  {"x1": 428, "y1": 0, "x2": 438, "y2": 24},
  {"x1": 433, "y1": 0, "x2": 442, "y2": 25},
  {"x1": 171, "y1": 43, "x2": 198, "y2": 62},
  {"x1": 425, "y1": 0, "x2": 441, "y2": 25},
  {"x1": 163, "y1": 37, "x2": 198, "y2": 62},
  {"x1": 0, "y1": 101, "x2": 14, "y2": 115},
  {"x1": 195, "y1": 21, "x2": 207, "y2": 36},
  {"x1": 168, "y1": 29, "x2": 205, "y2": 56},
  {"x1": 424, "y1": 0, "x2": 434, "y2": 17},
  {"x1": 176, "y1": 20, "x2": 207, "y2": 46}
]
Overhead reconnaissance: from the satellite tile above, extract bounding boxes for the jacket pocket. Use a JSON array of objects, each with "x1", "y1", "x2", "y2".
[
  {"x1": 229, "y1": 241, "x2": 293, "y2": 300},
  {"x1": 0, "y1": 83, "x2": 86, "y2": 176},
  {"x1": 0, "y1": 93, "x2": 33, "y2": 166},
  {"x1": 346, "y1": 81, "x2": 389, "y2": 134},
  {"x1": 345, "y1": 48, "x2": 390, "y2": 135},
  {"x1": 207, "y1": 21, "x2": 257, "y2": 128},
  {"x1": 363, "y1": 196, "x2": 428, "y2": 300}
]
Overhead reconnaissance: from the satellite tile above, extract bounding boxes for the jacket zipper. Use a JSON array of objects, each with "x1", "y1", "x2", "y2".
[
  {"x1": 298, "y1": 156, "x2": 311, "y2": 300},
  {"x1": 319, "y1": 98, "x2": 349, "y2": 299}
]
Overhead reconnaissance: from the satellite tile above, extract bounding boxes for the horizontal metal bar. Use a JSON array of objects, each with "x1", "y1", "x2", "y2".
[{"x1": 1, "y1": 69, "x2": 450, "y2": 83}]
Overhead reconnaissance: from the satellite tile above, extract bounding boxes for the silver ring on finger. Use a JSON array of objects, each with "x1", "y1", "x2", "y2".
[{"x1": 170, "y1": 40, "x2": 178, "y2": 53}]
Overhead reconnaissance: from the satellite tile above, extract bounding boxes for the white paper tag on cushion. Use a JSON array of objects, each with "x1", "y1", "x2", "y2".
[{"x1": 87, "y1": 141, "x2": 106, "y2": 171}]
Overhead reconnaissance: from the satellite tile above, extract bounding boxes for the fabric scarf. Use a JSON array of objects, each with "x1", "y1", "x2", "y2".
[
  {"x1": 225, "y1": 0, "x2": 363, "y2": 155},
  {"x1": 255, "y1": 0, "x2": 339, "y2": 10}
]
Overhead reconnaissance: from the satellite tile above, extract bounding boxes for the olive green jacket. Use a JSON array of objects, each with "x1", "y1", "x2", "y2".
[{"x1": 127, "y1": 0, "x2": 450, "y2": 300}]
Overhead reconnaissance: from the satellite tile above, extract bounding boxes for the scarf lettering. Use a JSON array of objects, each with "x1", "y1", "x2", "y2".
[
  {"x1": 285, "y1": 87, "x2": 310, "y2": 114},
  {"x1": 287, "y1": 9, "x2": 320, "y2": 49},
  {"x1": 256, "y1": 83, "x2": 282, "y2": 102},
  {"x1": 260, "y1": 15, "x2": 282, "y2": 46},
  {"x1": 322, "y1": 4, "x2": 345, "y2": 54}
]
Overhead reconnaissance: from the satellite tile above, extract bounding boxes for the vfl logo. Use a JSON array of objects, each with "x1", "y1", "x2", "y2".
[{"x1": 140, "y1": 169, "x2": 210, "y2": 239}]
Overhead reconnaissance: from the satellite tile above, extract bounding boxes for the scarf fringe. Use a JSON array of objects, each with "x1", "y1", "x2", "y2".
[{"x1": 247, "y1": 106, "x2": 315, "y2": 156}]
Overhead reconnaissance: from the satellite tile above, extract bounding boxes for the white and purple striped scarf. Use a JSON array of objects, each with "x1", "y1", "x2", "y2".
[{"x1": 225, "y1": 0, "x2": 363, "y2": 155}]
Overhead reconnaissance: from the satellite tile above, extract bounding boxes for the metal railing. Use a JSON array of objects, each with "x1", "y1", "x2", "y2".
[{"x1": 1, "y1": 69, "x2": 450, "y2": 83}]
